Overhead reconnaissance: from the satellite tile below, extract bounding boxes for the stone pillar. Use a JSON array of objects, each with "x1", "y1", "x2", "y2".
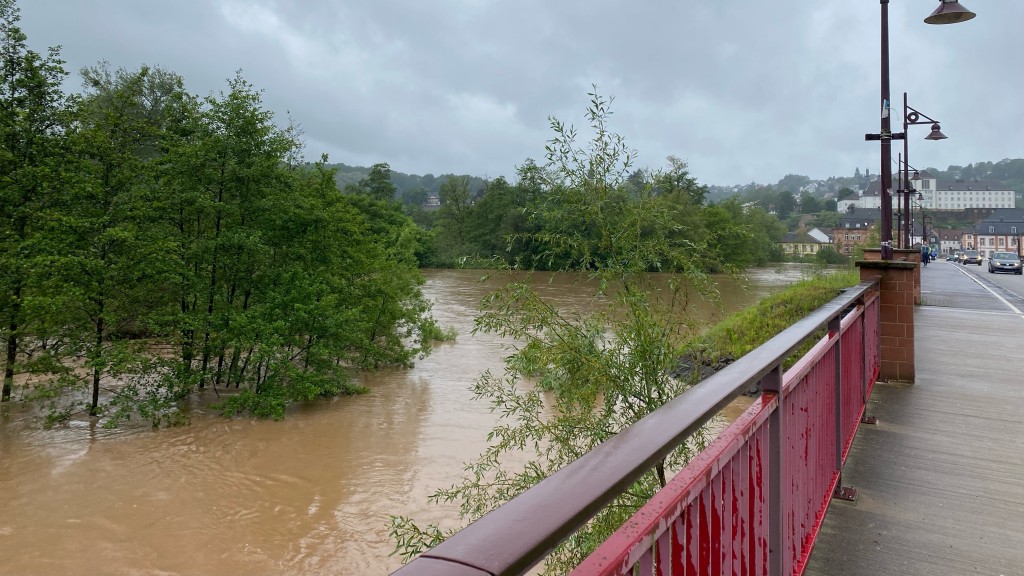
[
  {"x1": 862, "y1": 248, "x2": 922, "y2": 304},
  {"x1": 856, "y1": 260, "x2": 917, "y2": 383}
]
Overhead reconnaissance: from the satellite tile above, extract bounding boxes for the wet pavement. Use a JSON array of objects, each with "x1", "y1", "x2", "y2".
[{"x1": 805, "y1": 260, "x2": 1024, "y2": 575}]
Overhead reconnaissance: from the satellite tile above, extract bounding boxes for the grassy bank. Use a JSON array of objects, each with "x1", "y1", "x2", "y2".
[{"x1": 675, "y1": 269, "x2": 862, "y2": 380}]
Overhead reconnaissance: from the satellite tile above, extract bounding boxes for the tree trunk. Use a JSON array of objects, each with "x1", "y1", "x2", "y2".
[{"x1": 90, "y1": 312, "x2": 104, "y2": 417}]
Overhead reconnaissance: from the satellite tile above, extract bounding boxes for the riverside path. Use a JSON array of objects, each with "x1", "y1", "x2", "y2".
[{"x1": 805, "y1": 258, "x2": 1024, "y2": 575}]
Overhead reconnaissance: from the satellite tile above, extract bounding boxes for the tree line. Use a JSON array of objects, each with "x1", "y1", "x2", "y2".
[
  {"x1": 1, "y1": 1, "x2": 440, "y2": 424},
  {"x1": 397, "y1": 154, "x2": 788, "y2": 269}
]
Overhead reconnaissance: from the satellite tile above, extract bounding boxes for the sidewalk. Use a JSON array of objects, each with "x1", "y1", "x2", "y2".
[{"x1": 805, "y1": 261, "x2": 1024, "y2": 575}]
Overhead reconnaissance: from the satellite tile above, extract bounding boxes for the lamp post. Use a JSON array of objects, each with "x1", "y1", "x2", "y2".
[
  {"x1": 866, "y1": 0, "x2": 975, "y2": 260},
  {"x1": 900, "y1": 92, "x2": 946, "y2": 249},
  {"x1": 910, "y1": 196, "x2": 928, "y2": 247},
  {"x1": 895, "y1": 156, "x2": 925, "y2": 248}
]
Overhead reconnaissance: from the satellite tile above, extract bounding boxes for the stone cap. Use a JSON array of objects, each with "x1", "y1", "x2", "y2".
[{"x1": 855, "y1": 260, "x2": 918, "y2": 270}]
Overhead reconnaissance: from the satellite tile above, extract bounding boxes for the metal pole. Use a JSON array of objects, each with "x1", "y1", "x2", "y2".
[
  {"x1": 896, "y1": 153, "x2": 903, "y2": 249},
  {"x1": 880, "y1": 0, "x2": 893, "y2": 260},
  {"x1": 903, "y1": 92, "x2": 911, "y2": 249}
]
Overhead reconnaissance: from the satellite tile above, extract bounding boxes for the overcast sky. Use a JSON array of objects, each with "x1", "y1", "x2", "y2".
[{"x1": 18, "y1": 0, "x2": 1024, "y2": 187}]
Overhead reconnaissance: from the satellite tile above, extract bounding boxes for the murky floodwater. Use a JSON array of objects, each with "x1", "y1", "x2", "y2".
[{"x1": 0, "y1": 264, "x2": 821, "y2": 575}]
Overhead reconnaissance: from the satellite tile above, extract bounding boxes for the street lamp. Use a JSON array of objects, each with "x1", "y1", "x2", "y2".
[
  {"x1": 899, "y1": 92, "x2": 945, "y2": 250},
  {"x1": 913, "y1": 190, "x2": 929, "y2": 243},
  {"x1": 895, "y1": 156, "x2": 926, "y2": 248},
  {"x1": 866, "y1": 0, "x2": 975, "y2": 260}
]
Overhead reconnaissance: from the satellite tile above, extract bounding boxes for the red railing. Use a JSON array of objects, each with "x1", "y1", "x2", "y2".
[{"x1": 393, "y1": 282, "x2": 879, "y2": 576}]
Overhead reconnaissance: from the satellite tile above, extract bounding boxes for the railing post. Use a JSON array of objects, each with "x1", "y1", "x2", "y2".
[
  {"x1": 761, "y1": 364, "x2": 783, "y2": 576},
  {"x1": 860, "y1": 292, "x2": 878, "y2": 426},
  {"x1": 831, "y1": 317, "x2": 856, "y2": 501},
  {"x1": 861, "y1": 295, "x2": 868, "y2": 404}
]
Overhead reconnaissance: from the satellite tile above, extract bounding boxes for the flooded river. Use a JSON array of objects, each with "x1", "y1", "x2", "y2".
[{"x1": 0, "y1": 265, "x2": 821, "y2": 575}]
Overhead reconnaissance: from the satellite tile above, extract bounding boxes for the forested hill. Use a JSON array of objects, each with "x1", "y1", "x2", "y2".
[
  {"x1": 328, "y1": 163, "x2": 487, "y2": 199},
  {"x1": 333, "y1": 157, "x2": 1024, "y2": 206},
  {"x1": 708, "y1": 158, "x2": 1024, "y2": 203}
]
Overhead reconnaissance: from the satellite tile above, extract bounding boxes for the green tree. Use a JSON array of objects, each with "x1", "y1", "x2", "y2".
[
  {"x1": 391, "y1": 89, "x2": 717, "y2": 573},
  {"x1": 431, "y1": 175, "x2": 474, "y2": 265},
  {"x1": 836, "y1": 187, "x2": 857, "y2": 201},
  {"x1": 653, "y1": 155, "x2": 707, "y2": 205},
  {"x1": 776, "y1": 189, "x2": 797, "y2": 219},
  {"x1": 814, "y1": 246, "x2": 845, "y2": 264},
  {"x1": 799, "y1": 191, "x2": 822, "y2": 214},
  {"x1": 702, "y1": 199, "x2": 754, "y2": 270},
  {"x1": 0, "y1": 0, "x2": 71, "y2": 402},
  {"x1": 346, "y1": 161, "x2": 396, "y2": 202},
  {"x1": 34, "y1": 65, "x2": 178, "y2": 420}
]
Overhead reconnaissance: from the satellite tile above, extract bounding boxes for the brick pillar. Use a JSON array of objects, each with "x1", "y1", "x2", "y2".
[
  {"x1": 894, "y1": 249, "x2": 922, "y2": 305},
  {"x1": 862, "y1": 248, "x2": 922, "y2": 305},
  {"x1": 856, "y1": 260, "x2": 916, "y2": 383}
]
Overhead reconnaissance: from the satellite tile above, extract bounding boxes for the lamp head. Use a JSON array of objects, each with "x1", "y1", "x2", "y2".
[
  {"x1": 924, "y1": 1, "x2": 976, "y2": 25},
  {"x1": 926, "y1": 123, "x2": 947, "y2": 140},
  {"x1": 911, "y1": 170, "x2": 922, "y2": 181},
  {"x1": 918, "y1": 192, "x2": 925, "y2": 201}
]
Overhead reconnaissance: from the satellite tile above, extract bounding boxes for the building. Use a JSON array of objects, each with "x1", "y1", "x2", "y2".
[
  {"x1": 836, "y1": 173, "x2": 1016, "y2": 214},
  {"x1": 806, "y1": 227, "x2": 833, "y2": 244},
  {"x1": 836, "y1": 181, "x2": 882, "y2": 213},
  {"x1": 969, "y1": 208, "x2": 1024, "y2": 258},
  {"x1": 779, "y1": 232, "x2": 828, "y2": 257},
  {"x1": 835, "y1": 208, "x2": 880, "y2": 257},
  {"x1": 907, "y1": 171, "x2": 1015, "y2": 211},
  {"x1": 931, "y1": 228, "x2": 968, "y2": 256}
]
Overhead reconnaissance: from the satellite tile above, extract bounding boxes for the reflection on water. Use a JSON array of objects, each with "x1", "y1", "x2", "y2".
[{"x1": 0, "y1": 264, "x2": 822, "y2": 575}]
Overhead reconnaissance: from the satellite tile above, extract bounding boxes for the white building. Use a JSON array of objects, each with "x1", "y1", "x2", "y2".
[
  {"x1": 910, "y1": 171, "x2": 1014, "y2": 211},
  {"x1": 836, "y1": 180, "x2": 882, "y2": 213},
  {"x1": 843, "y1": 172, "x2": 1016, "y2": 214}
]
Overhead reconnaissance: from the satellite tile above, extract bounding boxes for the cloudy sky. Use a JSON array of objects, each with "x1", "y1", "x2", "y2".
[{"x1": 18, "y1": 0, "x2": 1024, "y2": 187}]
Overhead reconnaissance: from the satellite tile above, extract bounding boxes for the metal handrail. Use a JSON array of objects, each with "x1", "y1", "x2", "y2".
[{"x1": 393, "y1": 281, "x2": 880, "y2": 576}]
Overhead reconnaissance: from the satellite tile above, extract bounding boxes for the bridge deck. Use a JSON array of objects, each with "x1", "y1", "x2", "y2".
[{"x1": 805, "y1": 261, "x2": 1024, "y2": 575}]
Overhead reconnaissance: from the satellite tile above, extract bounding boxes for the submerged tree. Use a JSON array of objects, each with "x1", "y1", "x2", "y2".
[
  {"x1": 0, "y1": 0, "x2": 72, "y2": 403},
  {"x1": 391, "y1": 89, "x2": 720, "y2": 573},
  {"x1": 30, "y1": 64, "x2": 179, "y2": 420}
]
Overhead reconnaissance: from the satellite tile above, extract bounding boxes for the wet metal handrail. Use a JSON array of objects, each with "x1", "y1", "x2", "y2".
[{"x1": 392, "y1": 281, "x2": 880, "y2": 576}]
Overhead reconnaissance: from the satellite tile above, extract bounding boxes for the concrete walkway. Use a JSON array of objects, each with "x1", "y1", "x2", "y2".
[{"x1": 805, "y1": 261, "x2": 1024, "y2": 575}]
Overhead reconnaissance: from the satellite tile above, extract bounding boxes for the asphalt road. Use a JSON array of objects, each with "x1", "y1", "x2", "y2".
[{"x1": 921, "y1": 257, "x2": 1024, "y2": 315}]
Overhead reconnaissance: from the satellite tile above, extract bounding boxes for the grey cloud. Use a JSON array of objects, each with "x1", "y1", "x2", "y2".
[{"x1": 19, "y1": 0, "x2": 1023, "y2": 186}]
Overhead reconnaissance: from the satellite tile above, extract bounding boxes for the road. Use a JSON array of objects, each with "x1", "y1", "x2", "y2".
[{"x1": 921, "y1": 257, "x2": 1024, "y2": 317}]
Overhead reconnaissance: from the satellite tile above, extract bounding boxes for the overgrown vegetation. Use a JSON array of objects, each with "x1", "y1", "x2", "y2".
[
  {"x1": 675, "y1": 269, "x2": 860, "y2": 380},
  {"x1": 1, "y1": 1, "x2": 439, "y2": 425},
  {"x1": 388, "y1": 90, "x2": 860, "y2": 573}
]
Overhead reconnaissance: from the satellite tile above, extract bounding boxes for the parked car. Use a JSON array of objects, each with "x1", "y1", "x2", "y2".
[
  {"x1": 962, "y1": 250, "x2": 982, "y2": 265},
  {"x1": 945, "y1": 253, "x2": 957, "y2": 262},
  {"x1": 988, "y1": 252, "x2": 1023, "y2": 275}
]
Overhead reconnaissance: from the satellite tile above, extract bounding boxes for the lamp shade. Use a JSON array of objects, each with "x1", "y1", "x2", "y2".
[
  {"x1": 924, "y1": 1, "x2": 976, "y2": 25},
  {"x1": 926, "y1": 123, "x2": 947, "y2": 140}
]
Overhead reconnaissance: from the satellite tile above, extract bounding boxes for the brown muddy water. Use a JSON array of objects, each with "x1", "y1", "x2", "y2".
[{"x1": 0, "y1": 265, "x2": 823, "y2": 575}]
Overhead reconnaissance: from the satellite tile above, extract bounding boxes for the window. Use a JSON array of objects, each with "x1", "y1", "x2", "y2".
[{"x1": 1013, "y1": 227, "x2": 1018, "y2": 234}]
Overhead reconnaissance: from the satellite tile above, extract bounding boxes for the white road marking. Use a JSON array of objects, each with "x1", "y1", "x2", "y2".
[{"x1": 953, "y1": 267, "x2": 1024, "y2": 318}]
